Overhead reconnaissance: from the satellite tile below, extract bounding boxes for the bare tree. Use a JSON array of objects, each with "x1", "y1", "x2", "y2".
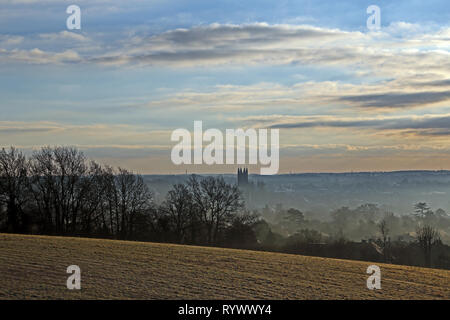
[
  {"x1": 188, "y1": 175, "x2": 243, "y2": 245},
  {"x1": 378, "y1": 218, "x2": 390, "y2": 262},
  {"x1": 98, "y1": 165, "x2": 119, "y2": 236},
  {"x1": 160, "y1": 183, "x2": 194, "y2": 243},
  {"x1": 28, "y1": 146, "x2": 88, "y2": 234},
  {"x1": 0, "y1": 147, "x2": 29, "y2": 232},
  {"x1": 416, "y1": 225, "x2": 440, "y2": 267},
  {"x1": 113, "y1": 168, "x2": 153, "y2": 240},
  {"x1": 53, "y1": 146, "x2": 88, "y2": 232},
  {"x1": 79, "y1": 161, "x2": 109, "y2": 234}
]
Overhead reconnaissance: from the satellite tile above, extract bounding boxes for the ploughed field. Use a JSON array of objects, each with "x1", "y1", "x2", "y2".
[{"x1": 0, "y1": 233, "x2": 448, "y2": 299}]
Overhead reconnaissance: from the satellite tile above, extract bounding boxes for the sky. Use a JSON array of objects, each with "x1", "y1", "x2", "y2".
[{"x1": 0, "y1": 0, "x2": 449, "y2": 174}]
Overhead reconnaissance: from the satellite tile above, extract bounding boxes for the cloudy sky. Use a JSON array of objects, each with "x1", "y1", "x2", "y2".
[{"x1": 0, "y1": 0, "x2": 449, "y2": 174}]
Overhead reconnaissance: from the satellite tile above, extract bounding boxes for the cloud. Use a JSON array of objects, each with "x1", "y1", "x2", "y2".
[
  {"x1": 0, "y1": 121, "x2": 172, "y2": 148},
  {"x1": 88, "y1": 23, "x2": 366, "y2": 67},
  {"x1": 141, "y1": 76, "x2": 450, "y2": 115},
  {"x1": 0, "y1": 35, "x2": 24, "y2": 47},
  {"x1": 411, "y1": 79, "x2": 450, "y2": 88},
  {"x1": 84, "y1": 23, "x2": 450, "y2": 84},
  {"x1": 1, "y1": 22, "x2": 448, "y2": 74},
  {"x1": 234, "y1": 113, "x2": 450, "y2": 137},
  {"x1": 0, "y1": 48, "x2": 82, "y2": 64},
  {"x1": 39, "y1": 31, "x2": 90, "y2": 42},
  {"x1": 338, "y1": 91, "x2": 450, "y2": 109},
  {"x1": 0, "y1": 121, "x2": 62, "y2": 134}
]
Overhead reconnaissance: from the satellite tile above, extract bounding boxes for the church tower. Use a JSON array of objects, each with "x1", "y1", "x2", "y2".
[{"x1": 237, "y1": 167, "x2": 248, "y2": 187}]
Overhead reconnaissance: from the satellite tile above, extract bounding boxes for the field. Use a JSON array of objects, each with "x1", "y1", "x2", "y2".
[{"x1": 0, "y1": 233, "x2": 449, "y2": 299}]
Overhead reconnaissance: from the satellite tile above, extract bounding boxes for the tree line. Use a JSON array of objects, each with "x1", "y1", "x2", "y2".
[
  {"x1": 257, "y1": 202, "x2": 449, "y2": 268},
  {"x1": 0, "y1": 146, "x2": 253, "y2": 246}
]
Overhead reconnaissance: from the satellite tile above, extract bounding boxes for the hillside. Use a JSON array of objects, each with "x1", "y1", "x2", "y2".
[{"x1": 0, "y1": 233, "x2": 448, "y2": 299}]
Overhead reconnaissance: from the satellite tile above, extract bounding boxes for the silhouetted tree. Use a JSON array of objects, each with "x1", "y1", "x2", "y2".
[
  {"x1": 28, "y1": 146, "x2": 88, "y2": 233},
  {"x1": 284, "y1": 208, "x2": 305, "y2": 226},
  {"x1": 224, "y1": 212, "x2": 259, "y2": 248},
  {"x1": 114, "y1": 168, "x2": 153, "y2": 240},
  {"x1": 416, "y1": 225, "x2": 440, "y2": 267},
  {"x1": 188, "y1": 175, "x2": 243, "y2": 245},
  {"x1": 0, "y1": 147, "x2": 29, "y2": 232},
  {"x1": 378, "y1": 218, "x2": 390, "y2": 262},
  {"x1": 160, "y1": 183, "x2": 195, "y2": 243}
]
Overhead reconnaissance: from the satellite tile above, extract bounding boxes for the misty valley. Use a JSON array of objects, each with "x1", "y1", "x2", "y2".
[{"x1": 1, "y1": 147, "x2": 450, "y2": 270}]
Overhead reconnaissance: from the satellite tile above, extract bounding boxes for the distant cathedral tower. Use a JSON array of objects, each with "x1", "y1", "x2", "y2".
[{"x1": 237, "y1": 168, "x2": 248, "y2": 187}]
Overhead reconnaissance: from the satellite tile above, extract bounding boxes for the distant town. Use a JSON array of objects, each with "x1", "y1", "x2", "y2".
[{"x1": 145, "y1": 170, "x2": 450, "y2": 215}]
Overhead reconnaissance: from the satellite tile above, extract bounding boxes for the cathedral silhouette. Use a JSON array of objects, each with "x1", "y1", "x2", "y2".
[{"x1": 237, "y1": 168, "x2": 248, "y2": 187}]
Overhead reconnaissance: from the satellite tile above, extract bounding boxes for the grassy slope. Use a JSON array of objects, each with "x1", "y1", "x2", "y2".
[{"x1": 0, "y1": 233, "x2": 448, "y2": 299}]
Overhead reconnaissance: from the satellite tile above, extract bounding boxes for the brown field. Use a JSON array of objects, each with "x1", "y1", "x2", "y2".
[{"x1": 0, "y1": 233, "x2": 449, "y2": 299}]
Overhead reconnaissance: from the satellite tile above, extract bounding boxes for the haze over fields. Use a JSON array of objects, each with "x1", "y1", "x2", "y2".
[{"x1": 145, "y1": 171, "x2": 450, "y2": 214}]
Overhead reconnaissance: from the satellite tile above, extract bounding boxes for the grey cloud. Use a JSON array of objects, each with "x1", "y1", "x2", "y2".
[
  {"x1": 387, "y1": 116, "x2": 450, "y2": 130},
  {"x1": 0, "y1": 127, "x2": 58, "y2": 133},
  {"x1": 159, "y1": 24, "x2": 342, "y2": 46},
  {"x1": 338, "y1": 91, "x2": 450, "y2": 109},
  {"x1": 413, "y1": 79, "x2": 450, "y2": 88},
  {"x1": 1, "y1": 22, "x2": 448, "y2": 78},
  {"x1": 89, "y1": 23, "x2": 350, "y2": 65},
  {"x1": 271, "y1": 119, "x2": 383, "y2": 129},
  {"x1": 269, "y1": 114, "x2": 450, "y2": 136},
  {"x1": 412, "y1": 129, "x2": 450, "y2": 136}
]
